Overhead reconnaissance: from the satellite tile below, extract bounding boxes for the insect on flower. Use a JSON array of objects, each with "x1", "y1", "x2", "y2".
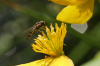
[{"x1": 18, "y1": 21, "x2": 46, "y2": 40}]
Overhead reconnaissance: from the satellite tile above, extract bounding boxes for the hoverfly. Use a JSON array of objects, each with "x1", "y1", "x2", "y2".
[{"x1": 18, "y1": 21, "x2": 46, "y2": 40}]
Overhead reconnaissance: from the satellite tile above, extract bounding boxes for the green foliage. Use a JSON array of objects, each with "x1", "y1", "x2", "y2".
[
  {"x1": 98, "y1": 0, "x2": 100, "y2": 3},
  {"x1": 81, "y1": 51, "x2": 100, "y2": 66}
]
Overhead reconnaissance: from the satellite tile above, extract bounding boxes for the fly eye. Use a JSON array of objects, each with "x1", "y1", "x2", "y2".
[
  {"x1": 40, "y1": 21, "x2": 44, "y2": 24},
  {"x1": 40, "y1": 21, "x2": 45, "y2": 26},
  {"x1": 41, "y1": 21, "x2": 44, "y2": 23}
]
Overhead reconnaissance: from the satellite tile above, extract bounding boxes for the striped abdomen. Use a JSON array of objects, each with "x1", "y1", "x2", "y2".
[{"x1": 27, "y1": 30, "x2": 34, "y2": 40}]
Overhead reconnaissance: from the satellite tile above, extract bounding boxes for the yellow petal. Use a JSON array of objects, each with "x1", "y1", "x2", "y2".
[
  {"x1": 49, "y1": 0, "x2": 88, "y2": 5},
  {"x1": 16, "y1": 55, "x2": 74, "y2": 66},
  {"x1": 16, "y1": 60, "x2": 40, "y2": 66},
  {"x1": 50, "y1": 55, "x2": 74, "y2": 66},
  {"x1": 16, "y1": 58, "x2": 51, "y2": 66},
  {"x1": 56, "y1": 0, "x2": 94, "y2": 24}
]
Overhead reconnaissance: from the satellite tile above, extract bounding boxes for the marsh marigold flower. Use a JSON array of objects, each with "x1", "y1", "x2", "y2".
[
  {"x1": 49, "y1": 0, "x2": 94, "y2": 24},
  {"x1": 17, "y1": 23, "x2": 74, "y2": 66}
]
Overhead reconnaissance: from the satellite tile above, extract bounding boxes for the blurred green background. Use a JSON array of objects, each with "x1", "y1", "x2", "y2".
[{"x1": 0, "y1": 0, "x2": 100, "y2": 66}]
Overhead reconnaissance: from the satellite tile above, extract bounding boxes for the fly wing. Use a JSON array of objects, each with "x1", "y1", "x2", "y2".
[{"x1": 17, "y1": 27, "x2": 33, "y2": 38}]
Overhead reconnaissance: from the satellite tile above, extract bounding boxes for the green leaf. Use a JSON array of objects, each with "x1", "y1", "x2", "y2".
[
  {"x1": 81, "y1": 51, "x2": 100, "y2": 66},
  {"x1": 98, "y1": 0, "x2": 100, "y2": 3}
]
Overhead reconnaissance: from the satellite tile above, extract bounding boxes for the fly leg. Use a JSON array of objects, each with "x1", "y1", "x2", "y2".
[
  {"x1": 35, "y1": 30, "x2": 38, "y2": 38},
  {"x1": 41, "y1": 27, "x2": 46, "y2": 30},
  {"x1": 35, "y1": 30, "x2": 42, "y2": 38}
]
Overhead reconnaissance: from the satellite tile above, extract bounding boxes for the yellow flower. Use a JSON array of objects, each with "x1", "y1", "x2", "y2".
[
  {"x1": 17, "y1": 23, "x2": 74, "y2": 66},
  {"x1": 49, "y1": 0, "x2": 94, "y2": 24}
]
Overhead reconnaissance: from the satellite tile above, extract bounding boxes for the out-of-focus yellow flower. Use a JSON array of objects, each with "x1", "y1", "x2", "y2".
[
  {"x1": 49, "y1": 0, "x2": 94, "y2": 24},
  {"x1": 17, "y1": 23, "x2": 74, "y2": 66},
  {"x1": 17, "y1": 55, "x2": 74, "y2": 66}
]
